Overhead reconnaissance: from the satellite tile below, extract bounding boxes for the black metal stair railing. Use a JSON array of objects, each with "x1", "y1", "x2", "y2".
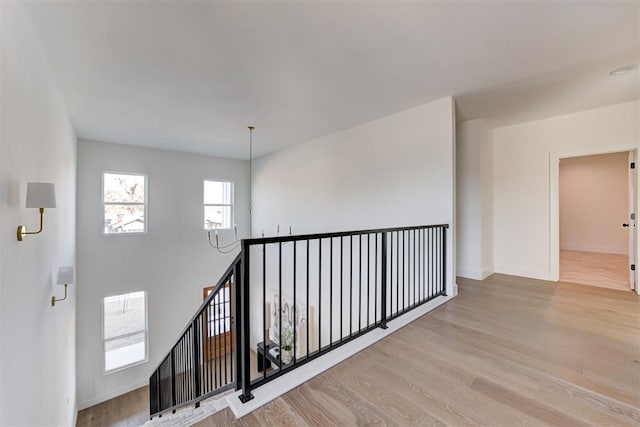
[
  {"x1": 149, "y1": 223, "x2": 448, "y2": 418},
  {"x1": 237, "y1": 224, "x2": 448, "y2": 403},
  {"x1": 149, "y1": 253, "x2": 241, "y2": 418}
]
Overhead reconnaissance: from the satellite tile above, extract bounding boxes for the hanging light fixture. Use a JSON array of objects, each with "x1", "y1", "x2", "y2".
[
  {"x1": 207, "y1": 126, "x2": 293, "y2": 254},
  {"x1": 207, "y1": 126, "x2": 254, "y2": 254}
]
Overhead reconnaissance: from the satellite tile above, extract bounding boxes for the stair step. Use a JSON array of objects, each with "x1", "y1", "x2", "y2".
[{"x1": 144, "y1": 392, "x2": 231, "y2": 426}]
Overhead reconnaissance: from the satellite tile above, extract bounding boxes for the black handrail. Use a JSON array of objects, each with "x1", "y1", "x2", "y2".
[{"x1": 243, "y1": 223, "x2": 449, "y2": 245}]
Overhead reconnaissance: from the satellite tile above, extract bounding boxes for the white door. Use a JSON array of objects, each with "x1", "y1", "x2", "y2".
[{"x1": 627, "y1": 151, "x2": 637, "y2": 292}]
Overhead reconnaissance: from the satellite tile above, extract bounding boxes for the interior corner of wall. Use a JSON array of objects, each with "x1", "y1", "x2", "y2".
[
  {"x1": 480, "y1": 266, "x2": 494, "y2": 280},
  {"x1": 71, "y1": 402, "x2": 78, "y2": 427}
]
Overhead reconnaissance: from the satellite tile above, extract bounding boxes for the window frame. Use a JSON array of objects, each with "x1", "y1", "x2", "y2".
[
  {"x1": 203, "y1": 178, "x2": 234, "y2": 231},
  {"x1": 102, "y1": 290, "x2": 149, "y2": 374},
  {"x1": 102, "y1": 171, "x2": 148, "y2": 236}
]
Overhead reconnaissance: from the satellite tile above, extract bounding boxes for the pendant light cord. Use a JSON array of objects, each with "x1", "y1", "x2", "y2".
[{"x1": 248, "y1": 126, "x2": 254, "y2": 238}]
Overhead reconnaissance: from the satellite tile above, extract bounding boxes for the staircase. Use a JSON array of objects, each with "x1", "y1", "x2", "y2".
[{"x1": 149, "y1": 224, "x2": 449, "y2": 420}]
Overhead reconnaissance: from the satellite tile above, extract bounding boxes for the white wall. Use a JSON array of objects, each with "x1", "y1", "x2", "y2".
[
  {"x1": 251, "y1": 97, "x2": 456, "y2": 349},
  {"x1": 456, "y1": 119, "x2": 493, "y2": 279},
  {"x1": 0, "y1": 2, "x2": 77, "y2": 425},
  {"x1": 76, "y1": 140, "x2": 249, "y2": 408},
  {"x1": 560, "y1": 152, "x2": 629, "y2": 254},
  {"x1": 253, "y1": 97, "x2": 455, "y2": 236},
  {"x1": 493, "y1": 101, "x2": 639, "y2": 280}
]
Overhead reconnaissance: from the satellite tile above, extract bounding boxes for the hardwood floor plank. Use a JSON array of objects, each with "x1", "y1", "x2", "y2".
[
  {"x1": 280, "y1": 380, "x2": 349, "y2": 426},
  {"x1": 301, "y1": 371, "x2": 398, "y2": 426},
  {"x1": 329, "y1": 350, "x2": 448, "y2": 426},
  {"x1": 532, "y1": 387, "x2": 636, "y2": 427},
  {"x1": 277, "y1": 376, "x2": 364, "y2": 426},
  {"x1": 241, "y1": 398, "x2": 310, "y2": 427},
  {"x1": 77, "y1": 386, "x2": 148, "y2": 427},
  {"x1": 469, "y1": 376, "x2": 589, "y2": 427},
  {"x1": 351, "y1": 346, "x2": 541, "y2": 426},
  {"x1": 197, "y1": 407, "x2": 247, "y2": 427}
]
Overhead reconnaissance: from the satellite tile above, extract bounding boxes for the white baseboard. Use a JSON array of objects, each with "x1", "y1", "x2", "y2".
[
  {"x1": 493, "y1": 265, "x2": 553, "y2": 282},
  {"x1": 560, "y1": 244, "x2": 627, "y2": 255},
  {"x1": 78, "y1": 379, "x2": 148, "y2": 410},
  {"x1": 457, "y1": 265, "x2": 494, "y2": 280},
  {"x1": 226, "y1": 294, "x2": 454, "y2": 419}
]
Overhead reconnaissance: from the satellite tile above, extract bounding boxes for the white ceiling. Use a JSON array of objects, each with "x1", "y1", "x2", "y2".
[{"x1": 24, "y1": 1, "x2": 639, "y2": 159}]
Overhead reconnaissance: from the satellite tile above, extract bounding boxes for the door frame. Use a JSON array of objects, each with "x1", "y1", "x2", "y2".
[{"x1": 550, "y1": 145, "x2": 638, "y2": 294}]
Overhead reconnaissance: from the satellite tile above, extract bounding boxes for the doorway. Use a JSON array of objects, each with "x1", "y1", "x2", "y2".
[
  {"x1": 202, "y1": 284, "x2": 233, "y2": 361},
  {"x1": 558, "y1": 151, "x2": 636, "y2": 291}
]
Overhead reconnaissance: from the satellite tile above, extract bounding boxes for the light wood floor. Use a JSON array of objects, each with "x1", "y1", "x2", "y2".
[
  {"x1": 198, "y1": 274, "x2": 640, "y2": 426},
  {"x1": 76, "y1": 385, "x2": 148, "y2": 427},
  {"x1": 79, "y1": 275, "x2": 640, "y2": 426},
  {"x1": 560, "y1": 249, "x2": 630, "y2": 291}
]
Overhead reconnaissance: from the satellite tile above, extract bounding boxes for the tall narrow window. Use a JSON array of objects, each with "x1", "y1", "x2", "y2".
[
  {"x1": 103, "y1": 172, "x2": 146, "y2": 234},
  {"x1": 204, "y1": 180, "x2": 233, "y2": 230},
  {"x1": 103, "y1": 291, "x2": 148, "y2": 372}
]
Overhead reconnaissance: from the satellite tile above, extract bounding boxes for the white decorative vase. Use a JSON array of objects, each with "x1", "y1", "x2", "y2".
[{"x1": 281, "y1": 349, "x2": 292, "y2": 364}]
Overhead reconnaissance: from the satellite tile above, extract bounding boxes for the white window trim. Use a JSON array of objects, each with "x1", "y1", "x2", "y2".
[
  {"x1": 102, "y1": 171, "x2": 148, "y2": 236},
  {"x1": 102, "y1": 291, "x2": 149, "y2": 374},
  {"x1": 203, "y1": 179, "x2": 234, "y2": 230}
]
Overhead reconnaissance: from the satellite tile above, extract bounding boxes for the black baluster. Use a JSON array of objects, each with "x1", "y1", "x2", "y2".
[
  {"x1": 359, "y1": 234, "x2": 362, "y2": 333},
  {"x1": 329, "y1": 238, "x2": 333, "y2": 347},
  {"x1": 380, "y1": 232, "x2": 388, "y2": 329},
  {"x1": 192, "y1": 320, "x2": 201, "y2": 407},
  {"x1": 293, "y1": 241, "x2": 297, "y2": 362},
  {"x1": 367, "y1": 234, "x2": 370, "y2": 327},
  {"x1": 263, "y1": 244, "x2": 267, "y2": 380},
  {"x1": 279, "y1": 242, "x2": 283, "y2": 371},
  {"x1": 318, "y1": 239, "x2": 322, "y2": 352}
]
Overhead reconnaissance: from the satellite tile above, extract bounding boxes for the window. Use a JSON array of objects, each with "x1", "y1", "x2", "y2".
[
  {"x1": 204, "y1": 180, "x2": 233, "y2": 230},
  {"x1": 103, "y1": 172, "x2": 146, "y2": 234},
  {"x1": 103, "y1": 291, "x2": 148, "y2": 372}
]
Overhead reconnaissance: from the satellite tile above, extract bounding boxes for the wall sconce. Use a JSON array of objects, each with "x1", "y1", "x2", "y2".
[
  {"x1": 52, "y1": 266, "x2": 74, "y2": 307},
  {"x1": 17, "y1": 182, "x2": 56, "y2": 241}
]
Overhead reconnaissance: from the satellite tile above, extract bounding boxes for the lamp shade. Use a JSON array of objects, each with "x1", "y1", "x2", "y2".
[
  {"x1": 57, "y1": 267, "x2": 75, "y2": 285},
  {"x1": 26, "y1": 182, "x2": 56, "y2": 208}
]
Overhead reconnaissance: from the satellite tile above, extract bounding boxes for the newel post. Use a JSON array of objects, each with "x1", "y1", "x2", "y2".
[{"x1": 239, "y1": 239, "x2": 255, "y2": 403}]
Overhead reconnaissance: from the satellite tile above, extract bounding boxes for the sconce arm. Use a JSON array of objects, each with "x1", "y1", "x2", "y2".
[
  {"x1": 17, "y1": 208, "x2": 45, "y2": 241},
  {"x1": 51, "y1": 284, "x2": 68, "y2": 307}
]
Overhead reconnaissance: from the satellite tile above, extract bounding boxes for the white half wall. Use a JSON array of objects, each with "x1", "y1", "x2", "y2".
[
  {"x1": 76, "y1": 141, "x2": 249, "y2": 409},
  {"x1": 252, "y1": 96, "x2": 455, "y2": 296},
  {"x1": 493, "y1": 101, "x2": 639, "y2": 281},
  {"x1": 0, "y1": 2, "x2": 77, "y2": 425},
  {"x1": 456, "y1": 119, "x2": 493, "y2": 280},
  {"x1": 560, "y1": 152, "x2": 629, "y2": 255}
]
